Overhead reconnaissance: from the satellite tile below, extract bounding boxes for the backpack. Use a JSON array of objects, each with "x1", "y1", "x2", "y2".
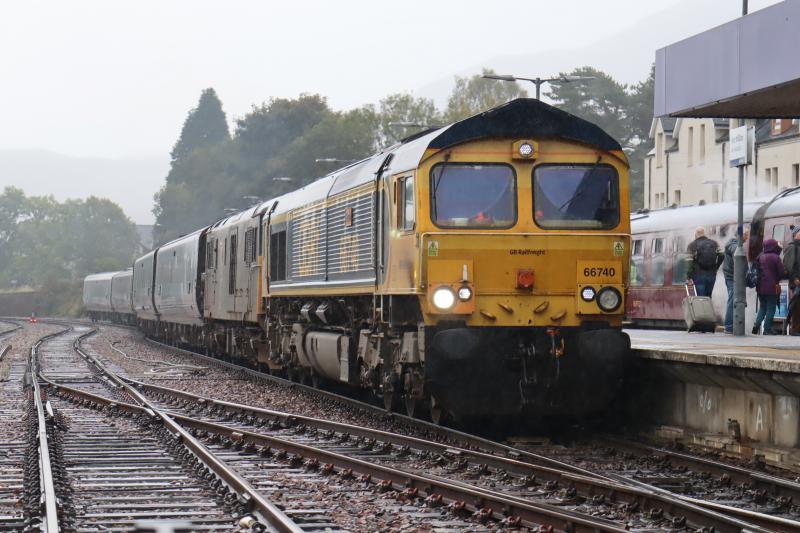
[
  {"x1": 745, "y1": 256, "x2": 760, "y2": 289},
  {"x1": 695, "y1": 238, "x2": 718, "y2": 270}
]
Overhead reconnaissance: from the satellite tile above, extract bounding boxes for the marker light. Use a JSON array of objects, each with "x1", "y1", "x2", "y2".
[
  {"x1": 432, "y1": 287, "x2": 456, "y2": 310},
  {"x1": 457, "y1": 286, "x2": 473, "y2": 301},
  {"x1": 519, "y1": 142, "x2": 534, "y2": 157},
  {"x1": 581, "y1": 286, "x2": 596, "y2": 302},
  {"x1": 596, "y1": 287, "x2": 622, "y2": 312}
]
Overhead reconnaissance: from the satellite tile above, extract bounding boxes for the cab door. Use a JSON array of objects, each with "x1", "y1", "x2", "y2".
[{"x1": 228, "y1": 228, "x2": 239, "y2": 315}]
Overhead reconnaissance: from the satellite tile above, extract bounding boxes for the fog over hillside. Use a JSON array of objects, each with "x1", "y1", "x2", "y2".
[
  {"x1": 416, "y1": 0, "x2": 767, "y2": 104},
  {"x1": 0, "y1": 150, "x2": 168, "y2": 224}
]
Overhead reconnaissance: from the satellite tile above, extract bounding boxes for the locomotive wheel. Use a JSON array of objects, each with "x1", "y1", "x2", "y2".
[
  {"x1": 383, "y1": 391, "x2": 400, "y2": 412},
  {"x1": 404, "y1": 396, "x2": 422, "y2": 418},
  {"x1": 429, "y1": 395, "x2": 448, "y2": 426}
]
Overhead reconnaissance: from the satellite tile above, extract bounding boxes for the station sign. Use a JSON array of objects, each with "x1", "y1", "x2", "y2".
[{"x1": 729, "y1": 125, "x2": 754, "y2": 167}]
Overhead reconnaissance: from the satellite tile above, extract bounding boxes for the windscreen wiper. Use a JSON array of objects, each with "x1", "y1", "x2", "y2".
[
  {"x1": 558, "y1": 155, "x2": 603, "y2": 212},
  {"x1": 431, "y1": 153, "x2": 451, "y2": 221}
]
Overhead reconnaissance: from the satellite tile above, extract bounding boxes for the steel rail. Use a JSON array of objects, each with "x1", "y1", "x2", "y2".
[
  {"x1": 24, "y1": 320, "x2": 794, "y2": 532},
  {"x1": 78, "y1": 334, "x2": 778, "y2": 533},
  {"x1": 64, "y1": 330, "x2": 303, "y2": 533},
  {"x1": 125, "y1": 376, "x2": 792, "y2": 533},
  {"x1": 30, "y1": 328, "x2": 72, "y2": 533},
  {"x1": 603, "y1": 471, "x2": 800, "y2": 533},
  {"x1": 603, "y1": 436, "x2": 800, "y2": 504},
  {"x1": 46, "y1": 377, "x2": 629, "y2": 533},
  {"x1": 141, "y1": 335, "x2": 610, "y2": 478}
]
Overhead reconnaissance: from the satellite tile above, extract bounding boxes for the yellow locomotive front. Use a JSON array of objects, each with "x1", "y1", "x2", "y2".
[{"x1": 380, "y1": 100, "x2": 631, "y2": 422}]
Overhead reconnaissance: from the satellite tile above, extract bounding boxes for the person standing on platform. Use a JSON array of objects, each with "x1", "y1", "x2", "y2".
[
  {"x1": 782, "y1": 226, "x2": 800, "y2": 335},
  {"x1": 753, "y1": 238, "x2": 786, "y2": 335},
  {"x1": 722, "y1": 228, "x2": 749, "y2": 333},
  {"x1": 687, "y1": 227, "x2": 723, "y2": 297}
]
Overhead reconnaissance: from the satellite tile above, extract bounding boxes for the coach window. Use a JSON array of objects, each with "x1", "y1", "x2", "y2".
[
  {"x1": 671, "y1": 235, "x2": 689, "y2": 285},
  {"x1": 773, "y1": 224, "x2": 786, "y2": 245},
  {"x1": 430, "y1": 163, "x2": 516, "y2": 229},
  {"x1": 630, "y1": 239, "x2": 644, "y2": 286},
  {"x1": 650, "y1": 237, "x2": 666, "y2": 285},
  {"x1": 533, "y1": 164, "x2": 619, "y2": 229}
]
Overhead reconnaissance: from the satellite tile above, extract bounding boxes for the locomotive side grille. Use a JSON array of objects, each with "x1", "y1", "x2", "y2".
[
  {"x1": 289, "y1": 201, "x2": 327, "y2": 279},
  {"x1": 327, "y1": 192, "x2": 374, "y2": 275}
]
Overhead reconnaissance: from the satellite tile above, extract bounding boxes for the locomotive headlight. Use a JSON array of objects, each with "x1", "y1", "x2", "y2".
[
  {"x1": 432, "y1": 287, "x2": 456, "y2": 310},
  {"x1": 457, "y1": 286, "x2": 473, "y2": 301},
  {"x1": 518, "y1": 142, "x2": 534, "y2": 157},
  {"x1": 580, "y1": 286, "x2": 596, "y2": 302},
  {"x1": 596, "y1": 287, "x2": 622, "y2": 312}
]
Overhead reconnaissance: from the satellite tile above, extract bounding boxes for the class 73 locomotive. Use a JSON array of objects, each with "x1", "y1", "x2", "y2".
[{"x1": 84, "y1": 98, "x2": 631, "y2": 423}]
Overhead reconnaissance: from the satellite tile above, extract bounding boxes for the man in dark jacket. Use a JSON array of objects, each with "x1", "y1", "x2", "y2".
[
  {"x1": 782, "y1": 226, "x2": 800, "y2": 334},
  {"x1": 753, "y1": 238, "x2": 787, "y2": 334},
  {"x1": 687, "y1": 227, "x2": 723, "y2": 297},
  {"x1": 722, "y1": 228, "x2": 749, "y2": 333}
]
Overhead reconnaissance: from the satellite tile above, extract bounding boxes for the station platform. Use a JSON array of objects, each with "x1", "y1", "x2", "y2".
[{"x1": 627, "y1": 329, "x2": 800, "y2": 374}]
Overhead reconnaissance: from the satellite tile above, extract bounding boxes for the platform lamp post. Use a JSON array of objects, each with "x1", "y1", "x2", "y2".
[
  {"x1": 732, "y1": 0, "x2": 750, "y2": 337},
  {"x1": 482, "y1": 74, "x2": 595, "y2": 100}
]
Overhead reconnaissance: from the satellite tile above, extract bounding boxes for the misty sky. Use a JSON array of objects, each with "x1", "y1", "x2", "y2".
[
  {"x1": 0, "y1": 0, "x2": 779, "y2": 158},
  {"x1": 0, "y1": 0, "x2": 782, "y2": 223}
]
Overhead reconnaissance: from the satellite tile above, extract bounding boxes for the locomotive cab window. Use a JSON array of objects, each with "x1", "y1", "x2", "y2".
[
  {"x1": 396, "y1": 176, "x2": 416, "y2": 231},
  {"x1": 430, "y1": 163, "x2": 516, "y2": 229},
  {"x1": 532, "y1": 164, "x2": 619, "y2": 229}
]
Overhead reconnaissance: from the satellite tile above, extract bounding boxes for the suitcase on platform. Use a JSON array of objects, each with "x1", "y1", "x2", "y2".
[{"x1": 682, "y1": 283, "x2": 717, "y2": 332}]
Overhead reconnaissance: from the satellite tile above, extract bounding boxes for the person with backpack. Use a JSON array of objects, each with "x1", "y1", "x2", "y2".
[
  {"x1": 782, "y1": 226, "x2": 800, "y2": 335},
  {"x1": 687, "y1": 227, "x2": 724, "y2": 297},
  {"x1": 722, "y1": 228, "x2": 749, "y2": 333},
  {"x1": 752, "y1": 238, "x2": 787, "y2": 335}
]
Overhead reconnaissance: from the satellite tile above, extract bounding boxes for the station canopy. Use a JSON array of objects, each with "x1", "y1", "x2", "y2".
[{"x1": 655, "y1": 0, "x2": 800, "y2": 118}]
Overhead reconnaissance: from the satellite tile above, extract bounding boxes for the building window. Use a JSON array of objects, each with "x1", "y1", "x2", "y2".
[
  {"x1": 793, "y1": 164, "x2": 799, "y2": 187},
  {"x1": 699, "y1": 124, "x2": 706, "y2": 163},
  {"x1": 774, "y1": 119, "x2": 782, "y2": 134},
  {"x1": 712, "y1": 186, "x2": 719, "y2": 203},
  {"x1": 765, "y1": 168, "x2": 772, "y2": 192},
  {"x1": 772, "y1": 167, "x2": 779, "y2": 192},
  {"x1": 674, "y1": 190, "x2": 681, "y2": 205},
  {"x1": 656, "y1": 133, "x2": 664, "y2": 167},
  {"x1": 687, "y1": 126, "x2": 694, "y2": 166}
]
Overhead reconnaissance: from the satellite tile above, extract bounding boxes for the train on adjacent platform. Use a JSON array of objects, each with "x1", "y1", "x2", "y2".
[
  {"x1": 84, "y1": 98, "x2": 633, "y2": 423},
  {"x1": 626, "y1": 187, "x2": 800, "y2": 330}
]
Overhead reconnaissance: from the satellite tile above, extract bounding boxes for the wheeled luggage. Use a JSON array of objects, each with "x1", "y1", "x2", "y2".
[{"x1": 682, "y1": 283, "x2": 716, "y2": 332}]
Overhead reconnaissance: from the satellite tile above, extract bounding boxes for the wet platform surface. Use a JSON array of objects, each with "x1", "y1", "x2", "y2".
[{"x1": 627, "y1": 329, "x2": 800, "y2": 373}]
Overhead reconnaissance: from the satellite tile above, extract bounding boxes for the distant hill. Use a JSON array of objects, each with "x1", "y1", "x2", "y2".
[{"x1": 0, "y1": 149, "x2": 167, "y2": 224}]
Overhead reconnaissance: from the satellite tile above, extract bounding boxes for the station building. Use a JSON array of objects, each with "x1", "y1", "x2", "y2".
[{"x1": 644, "y1": 117, "x2": 800, "y2": 208}]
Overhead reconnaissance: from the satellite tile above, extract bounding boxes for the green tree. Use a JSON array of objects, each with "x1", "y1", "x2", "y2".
[
  {"x1": 0, "y1": 189, "x2": 138, "y2": 315},
  {"x1": 545, "y1": 66, "x2": 632, "y2": 147},
  {"x1": 170, "y1": 88, "x2": 230, "y2": 165},
  {"x1": 376, "y1": 93, "x2": 441, "y2": 146},
  {"x1": 547, "y1": 65, "x2": 653, "y2": 209},
  {"x1": 444, "y1": 68, "x2": 528, "y2": 122}
]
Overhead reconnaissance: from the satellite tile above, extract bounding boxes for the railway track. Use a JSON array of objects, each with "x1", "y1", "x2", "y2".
[
  {"x1": 0, "y1": 320, "x2": 37, "y2": 530},
  {"x1": 75, "y1": 324, "x2": 794, "y2": 532},
  {"x1": 10, "y1": 319, "x2": 800, "y2": 531}
]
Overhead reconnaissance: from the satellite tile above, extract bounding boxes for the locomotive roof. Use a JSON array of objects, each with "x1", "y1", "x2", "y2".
[
  {"x1": 631, "y1": 199, "x2": 767, "y2": 235},
  {"x1": 267, "y1": 98, "x2": 622, "y2": 217},
  {"x1": 84, "y1": 271, "x2": 119, "y2": 282}
]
